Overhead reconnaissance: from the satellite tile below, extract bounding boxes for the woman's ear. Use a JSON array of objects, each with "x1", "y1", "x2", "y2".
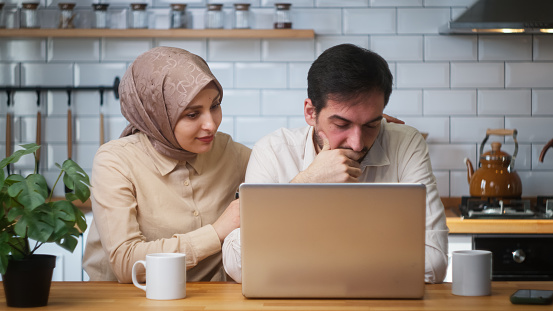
[{"x1": 304, "y1": 99, "x2": 317, "y2": 126}]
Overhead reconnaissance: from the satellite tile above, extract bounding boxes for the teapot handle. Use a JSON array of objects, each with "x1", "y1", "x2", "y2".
[
  {"x1": 539, "y1": 139, "x2": 553, "y2": 163},
  {"x1": 480, "y1": 128, "x2": 518, "y2": 168},
  {"x1": 486, "y1": 128, "x2": 515, "y2": 136}
]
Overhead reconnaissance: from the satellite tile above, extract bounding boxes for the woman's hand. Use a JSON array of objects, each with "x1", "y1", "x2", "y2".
[
  {"x1": 212, "y1": 199, "x2": 240, "y2": 242},
  {"x1": 383, "y1": 114, "x2": 405, "y2": 124}
]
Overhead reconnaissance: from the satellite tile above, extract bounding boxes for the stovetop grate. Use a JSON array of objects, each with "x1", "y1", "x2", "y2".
[{"x1": 459, "y1": 196, "x2": 553, "y2": 219}]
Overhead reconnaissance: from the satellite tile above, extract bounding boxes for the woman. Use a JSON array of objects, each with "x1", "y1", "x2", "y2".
[{"x1": 83, "y1": 47, "x2": 250, "y2": 283}]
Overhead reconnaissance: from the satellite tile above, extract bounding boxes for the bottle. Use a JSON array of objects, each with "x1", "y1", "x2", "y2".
[
  {"x1": 129, "y1": 3, "x2": 148, "y2": 29},
  {"x1": 233, "y1": 3, "x2": 250, "y2": 29},
  {"x1": 58, "y1": 2, "x2": 76, "y2": 29},
  {"x1": 92, "y1": 3, "x2": 109, "y2": 29},
  {"x1": 274, "y1": 3, "x2": 291, "y2": 29},
  {"x1": 20, "y1": 2, "x2": 40, "y2": 28},
  {"x1": 169, "y1": 3, "x2": 187, "y2": 29},
  {"x1": 205, "y1": 3, "x2": 223, "y2": 29}
]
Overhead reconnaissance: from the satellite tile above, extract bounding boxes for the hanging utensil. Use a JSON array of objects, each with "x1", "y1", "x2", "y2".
[
  {"x1": 99, "y1": 89, "x2": 104, "y2": 146},
  {"x1": 5, "y1": 90, "x2": 12, "y2": 175},
  {"x1": 35, "y1": 90, "x2": 42, "y2": 173},
  {"x1": 65, "y1": 90, "x2": 72, "y2": 194}
]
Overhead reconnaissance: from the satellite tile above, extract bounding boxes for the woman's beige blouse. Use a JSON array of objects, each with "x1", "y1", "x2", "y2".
[{"x1": 83, "y1": 132, "x2": 250, "y2": 283}]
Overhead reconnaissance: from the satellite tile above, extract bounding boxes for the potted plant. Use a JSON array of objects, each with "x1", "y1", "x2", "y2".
[{"x1": 0, "y1": 143, "x2": 90, "y2": 308}]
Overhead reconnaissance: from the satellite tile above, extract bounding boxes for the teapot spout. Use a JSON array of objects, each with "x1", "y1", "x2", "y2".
[{"x1": 464, "y1": 158, "x2": 474, "y2": 184}]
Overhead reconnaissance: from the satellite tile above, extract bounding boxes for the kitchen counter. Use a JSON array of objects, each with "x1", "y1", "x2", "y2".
[
  {"x1": 442, "y1": 198, "x2": 553, "y2": 234},
  {"x1": 2, "y1": 281, "x2": 552, "y2": 310}
]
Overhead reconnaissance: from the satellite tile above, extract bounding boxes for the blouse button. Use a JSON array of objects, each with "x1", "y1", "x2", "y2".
[
  {"x1": 184, "y1": 180, "x2": 190, "y2": 186},
  {"x1": 193, "y1": 210, "x2": 199, "y2": 217}
]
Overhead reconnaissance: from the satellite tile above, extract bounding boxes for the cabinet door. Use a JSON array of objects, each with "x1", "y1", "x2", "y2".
[{"x1": 444, "y1": 234, "x2": 472, "y2": 282}]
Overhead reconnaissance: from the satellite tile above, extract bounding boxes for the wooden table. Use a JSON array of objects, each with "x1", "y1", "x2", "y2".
[{"x1": 2, "y1": 281, "x2": 553, "y2": 310}]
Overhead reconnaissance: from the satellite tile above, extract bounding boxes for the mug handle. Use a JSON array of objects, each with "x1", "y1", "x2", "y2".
[{"x1": 132, "y1": 260, "x2": 147, "y2": 292}]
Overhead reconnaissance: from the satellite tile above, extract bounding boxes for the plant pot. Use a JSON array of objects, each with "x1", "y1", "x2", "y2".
[{"x1": 2, "y1": 254, "x2": 56, "y2": 308}]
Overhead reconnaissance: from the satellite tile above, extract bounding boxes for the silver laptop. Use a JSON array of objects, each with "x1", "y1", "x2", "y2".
[{"x1": 240, "y1": 183, "x2": 426, "y2": 299}]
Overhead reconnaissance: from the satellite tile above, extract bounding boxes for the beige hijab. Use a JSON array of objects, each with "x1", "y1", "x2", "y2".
[{"x1": 119, "y1": 46, "x2": 223, "y2": 161}]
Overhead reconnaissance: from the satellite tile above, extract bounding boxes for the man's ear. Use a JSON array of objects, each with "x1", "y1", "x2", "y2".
[{"x1": 304, "y1": 98, "x2": 317, "y2": 126}]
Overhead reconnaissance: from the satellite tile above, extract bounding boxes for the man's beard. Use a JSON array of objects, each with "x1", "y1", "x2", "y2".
[{"x1": 312, "y1": 129, "x2": 369, "y2": 163}]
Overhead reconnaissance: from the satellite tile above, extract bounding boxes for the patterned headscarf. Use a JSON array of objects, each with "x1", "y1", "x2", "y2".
[{"x1": 119, "y1": 46, "x2": 223, "y2": 161}]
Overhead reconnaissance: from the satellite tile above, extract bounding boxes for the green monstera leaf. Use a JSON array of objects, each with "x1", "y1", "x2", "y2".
[
  {"x1": 7, "y1": 174, "x2": 49, "y2": 211},
  {"x1": 56, "y1": 159, "x2": 91, "y2": 203},
  {"x1": 0, "y1": 144, "x2": 40, "y2": 170}
]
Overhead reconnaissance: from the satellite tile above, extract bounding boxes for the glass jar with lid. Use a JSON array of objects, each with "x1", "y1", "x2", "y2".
[
  {"x1": 274, "y1": 3, "x2": 291, "y2": 29},
  {"x1": 170, "y1": 3, "x2": 187, "y2": 29},
  {"x1": 129, "y1": 3, "x2": 148, "y2": 29},
  {"x1": 58, "y1": 2, "x2": 76, "y2": 29},
  {"x1": 21, "y1": 2, "x2": 40, "y2": 28},
  {"x1": 92, "y1": 3, "x2": 109, "y2": 29},
  {"x1": 233, "y1": 3, "x2": 250, "y2": 29},
  {"x1": 205, "y1": 3, "x2": 223, "y2": 29}
]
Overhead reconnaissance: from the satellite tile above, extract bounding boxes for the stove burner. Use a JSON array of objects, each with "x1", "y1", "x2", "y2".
[{"x1": 459, "y1": 196, "x2": 553, "y2": 219}]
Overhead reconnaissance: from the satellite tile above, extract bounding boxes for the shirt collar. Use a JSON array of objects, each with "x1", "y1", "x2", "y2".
[{"x1": 139, "y1": 132, "x2": 202, "y2": 176}]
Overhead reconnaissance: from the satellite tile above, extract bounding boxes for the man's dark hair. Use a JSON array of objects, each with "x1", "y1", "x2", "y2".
[{"x1": 307, "y1": 44, "x2": 393, "y2": 114}]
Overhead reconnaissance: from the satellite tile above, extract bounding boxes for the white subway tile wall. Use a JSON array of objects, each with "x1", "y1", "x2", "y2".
[
  {"x1": 48, "y1": 39, "x2": 101, "y2": 62},
  {"x1": 397, "y1": 8, "x2": 450, "y2": 34},
  {"x1": 386, "y1": 90, "x2": 423, "y2": 116},
  {"x1": 1, "y1": 0, "x2": 553, "y2": 200},
  {"x1": 424, "y1": 35, "x2": 477, "y2": 61},
  {"x1": 478, "y1": 36, "x2": 532, "y2": 61},
  {"x1": 451, "y1": 62, "x2": 504, "y2": 88},
  {"x1": 533, "y1": 35, "x2": 553, "y2": 60},
  {"x1": 370, "y1": 36, "x2": 423, "y2": 61}
]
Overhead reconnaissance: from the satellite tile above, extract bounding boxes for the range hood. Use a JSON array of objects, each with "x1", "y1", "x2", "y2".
[{"x1": 440, "y1": 0, "x2": 553, "y2": 34}]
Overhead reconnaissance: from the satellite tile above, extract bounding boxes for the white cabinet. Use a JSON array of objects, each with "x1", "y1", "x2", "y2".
[{"x1": 444, "y1": 234, "x2": 473, "y2": 283}]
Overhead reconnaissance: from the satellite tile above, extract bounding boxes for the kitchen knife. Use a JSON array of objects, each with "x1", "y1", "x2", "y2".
[{"x1": 65, "y1": 90, "x2": 72, "y2": 194}]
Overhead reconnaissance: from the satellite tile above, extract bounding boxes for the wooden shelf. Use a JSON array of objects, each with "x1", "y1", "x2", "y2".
[{"x1": 0, "y1": 28, "x2": 315, "y2": 39}]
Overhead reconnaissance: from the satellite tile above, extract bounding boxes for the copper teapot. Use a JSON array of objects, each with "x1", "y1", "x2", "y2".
[
  {"x1": 539, "y1": 138, "x2": 553, "y2": 163},
  {"x1": 464, "y1": 129, "x2": 522, "y2": 198}
]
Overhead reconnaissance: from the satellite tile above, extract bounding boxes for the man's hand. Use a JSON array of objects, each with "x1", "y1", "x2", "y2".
[
  {"x1": 212, "y1": 199, "x2": 240, "y2": 243},
  {"x1": 291, "y1": 132, "x2": 362, "y2": 183}
]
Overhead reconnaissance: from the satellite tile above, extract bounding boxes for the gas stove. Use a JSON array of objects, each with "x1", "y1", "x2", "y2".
[{"x1": 459, "y1": 196, "x2": 553, "y2": 219}]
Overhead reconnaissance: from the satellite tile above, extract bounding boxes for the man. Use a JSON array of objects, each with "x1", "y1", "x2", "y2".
[{"x1": 222, "y1": 44, "x2": 449, "y2": 284}]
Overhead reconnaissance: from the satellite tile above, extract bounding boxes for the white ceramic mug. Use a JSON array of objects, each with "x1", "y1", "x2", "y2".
[
  {"x1": 452, "y1": 250, "x2": 492, "y2": 296},
  {"x1": 132, "y1": 253, "x2": 186, "y2": 300}
]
